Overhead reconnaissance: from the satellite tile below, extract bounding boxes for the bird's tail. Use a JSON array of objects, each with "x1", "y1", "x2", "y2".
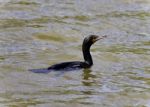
[{"x1": 29, "y1": 68, "x2": 51, "y2": 74}]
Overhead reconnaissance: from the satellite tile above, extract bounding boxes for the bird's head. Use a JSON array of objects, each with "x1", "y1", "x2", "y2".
[{"x1": 83, "y1": 35, "x2": 107, "y2": 47}]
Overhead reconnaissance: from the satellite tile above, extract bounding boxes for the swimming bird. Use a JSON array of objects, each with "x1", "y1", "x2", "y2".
[{"x1": 30, "y1": 35, "x2": 106, "y2": 73}]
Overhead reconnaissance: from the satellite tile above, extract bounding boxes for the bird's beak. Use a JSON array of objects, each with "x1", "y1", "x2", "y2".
[{"x1": 93, "y1": 35, "x2": 107, "y2": 42}]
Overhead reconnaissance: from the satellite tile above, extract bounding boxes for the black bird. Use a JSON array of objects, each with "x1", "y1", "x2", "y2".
[{"x1": 30, "y1": 35, "x2": 106, "y2": 73}]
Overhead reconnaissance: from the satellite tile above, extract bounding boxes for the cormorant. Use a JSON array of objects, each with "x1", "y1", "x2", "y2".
[{"x1": 30, "y1": 35, "x2": 106, "y2": 73}]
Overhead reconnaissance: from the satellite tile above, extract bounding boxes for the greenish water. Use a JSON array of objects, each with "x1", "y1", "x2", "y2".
[{"x1": 0, "y1": 0, "x2": 150, "y2": 107}]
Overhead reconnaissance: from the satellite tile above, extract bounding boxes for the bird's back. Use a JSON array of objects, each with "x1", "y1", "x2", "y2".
[
  {"x1": 48, "y1": 61, "x2": 85, "y2": 71},
  {"x1": 29, "y1": 61, "x2": 87, "y2": 74}
]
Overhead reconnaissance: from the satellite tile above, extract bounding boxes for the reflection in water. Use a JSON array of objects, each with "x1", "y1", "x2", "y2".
[
  {"x1": 77, "y1": 69, "x2": 96, "y2": 95},
  {"x1": 82, "y1": 69, "x2": 96, "y2": 86}
]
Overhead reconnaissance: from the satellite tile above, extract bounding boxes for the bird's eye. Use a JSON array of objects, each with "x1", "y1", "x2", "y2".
[
  {"x1": 93, "y1": 36, "x2": 97, "y2": 40},
  {"x1": 92, "y1": 36, "x2": 95, "y2": 39}
]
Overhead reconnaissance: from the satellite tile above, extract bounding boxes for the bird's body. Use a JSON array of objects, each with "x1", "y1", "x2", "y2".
[
  {"x1": 29, "y1": 35, "x2": 106, "y2": 73},
  {"x1": 48, "y1": 61, "x2": 87, "y2": 71}
]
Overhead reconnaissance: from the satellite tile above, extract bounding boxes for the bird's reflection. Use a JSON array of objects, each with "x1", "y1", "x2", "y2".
[
  {"x1": 81, "y1": 69, "x2": 97, "y2": 95},
  {"x1": 82, "y1": 69, "x2": 96, "y2": 86}
]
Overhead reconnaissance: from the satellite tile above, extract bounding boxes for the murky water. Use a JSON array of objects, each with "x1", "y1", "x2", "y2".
[{"x1": 0, "y1": 0, "x2": 150, "y2": 107}]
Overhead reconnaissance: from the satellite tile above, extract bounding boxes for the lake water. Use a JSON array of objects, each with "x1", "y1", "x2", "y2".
[{"x1": 0, "y1": 0, "x2": 150, "y2": 107}]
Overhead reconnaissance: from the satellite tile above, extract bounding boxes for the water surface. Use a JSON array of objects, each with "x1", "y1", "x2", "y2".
[{"x1": 0, "y1": 0, "x2": 150, "y2": 107}]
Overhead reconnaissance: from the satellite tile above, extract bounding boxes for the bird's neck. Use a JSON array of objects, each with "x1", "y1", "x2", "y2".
[{"x1": 82, "y1": 44, "x2": 93, "y2": 67}]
